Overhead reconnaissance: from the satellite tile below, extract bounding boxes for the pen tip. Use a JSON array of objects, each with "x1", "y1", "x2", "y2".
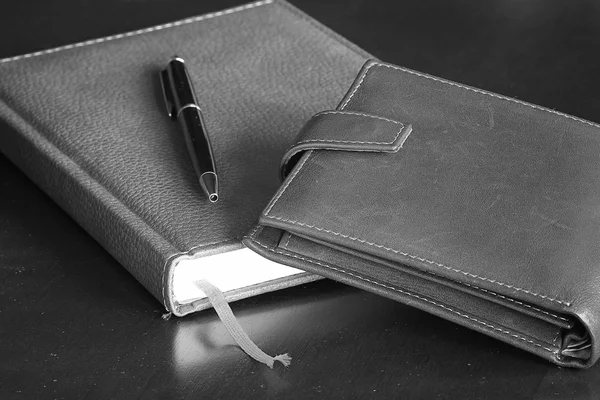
[{"x1": 200, "y1": 172, "x2": 219, "y2": 203}]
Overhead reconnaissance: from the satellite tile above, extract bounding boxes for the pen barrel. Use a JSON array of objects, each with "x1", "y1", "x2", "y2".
[
  {"x1": 178, "y1": 107, "x2": 217, "y2": 177},
  {"x1": 167, "y1": 59, "x2": 198, "y2": 110}
]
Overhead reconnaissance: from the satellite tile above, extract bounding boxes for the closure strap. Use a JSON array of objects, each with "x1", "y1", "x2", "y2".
[{"x1": 281, "y1": 110, "x2": 412, "y2": 179}]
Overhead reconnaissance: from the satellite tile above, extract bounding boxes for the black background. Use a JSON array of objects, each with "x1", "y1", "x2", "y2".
[{"x1": 2, "y1": 1, "x2": 600, "y2": 399}]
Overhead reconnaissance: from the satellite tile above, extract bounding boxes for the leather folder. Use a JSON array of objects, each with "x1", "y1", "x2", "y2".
[
  {"x1": 0, "y1": 0, "x2": 369, "y2": 316},
  {"x1": 245, "y1": 59, "x2": 600, "y2": 368}
]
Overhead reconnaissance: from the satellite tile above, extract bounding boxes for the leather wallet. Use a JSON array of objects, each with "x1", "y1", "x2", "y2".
[{"x1": 245, "y1": 59, "x2": 600, "y2": 368}]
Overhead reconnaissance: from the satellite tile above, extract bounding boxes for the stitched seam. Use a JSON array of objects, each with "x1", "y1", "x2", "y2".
[
  {"x1": 290, "y1": 148, "x2": 394, "y2": 154},
  {"x1": 460, "y1": 281, "x2": 568, "y2": 322},
  {"x1": 244, "y1": 225, "x2": 262, "y2": 246},
  {"x1": 160, "y1": 238, "x2": 236, "y2": 309},
  {"x1": 366, "y1": 245, "x2": 568, "y2": 322},
  {"x1": 0, "y1": 0, "x2": 274, "y2": 64},
  {"x1": 249, "y1": 234, "x2": 557, "y2": 354},
  {"x1": 292, "y1": 111, "x2": 404, "y2": 147},
  {"x1": 264, "y1": 215, "x2": 572, "y2": 307},
  {"x1": 318, "y1": 110, "x2": 401, "y2": 124},
  {"x1": 339, "y1": 66, "x2": 373, "y2": 109},
  {"x1": 284, "y1": 233, "x2": 293, "y2": 249},
  {"x1": 342, "y1": 62, "x2": 600, "y2": 130},
  {"x1": 294, "y1": 138, "x2": 399, "y2": 145},
  {"x1": 278, "y1": 225, "x2": 567, "y2": 322},
  {"x1": 337, "y1": 231, "x2": 568, "y2": 322}
]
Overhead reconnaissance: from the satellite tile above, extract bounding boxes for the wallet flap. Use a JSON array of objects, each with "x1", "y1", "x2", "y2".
[{"x1": 280, "y1": 110, "x2": 412, "y2": 178}]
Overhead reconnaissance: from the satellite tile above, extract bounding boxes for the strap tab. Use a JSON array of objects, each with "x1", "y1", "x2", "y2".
[{"x1": 281, "y1": 110, "x2": 412, "y2": 179}]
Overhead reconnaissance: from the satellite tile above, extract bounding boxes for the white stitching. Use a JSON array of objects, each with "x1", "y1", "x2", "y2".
[
  {"x1": 287, "y1": 147, "x2": 400, "y2": 157},
  {"x1": 264, "y1": 215, "x2": 572, "y2": 307},
  {"x1": 283, "y1": 233, "x2": 293, "y2": 249},
  {"x1": 342, "y1": 61, "x2": 600, "y2": 130},
  {"x1": 294, "y1": 127, "x2": 403, "y2": 145},
  {"x1": 339, "y1": 66, "x2": 372, "y2": 109},
  {"x1": 281, "y1": 116, "x2": 411, "y2": 179},
  {"x1": 295, "y1": 138, "x2": 398, "y2": 146},
  {"x1": 277, "y1": 221, "x2": 567, "y2": 322},
  {"x1": 292, "y1": 111, "x2": 404, "y2": 146},
  {"x1": 318, "y1": 110, "x2": 401, "y2": 124},
  {"x1": 0, "y1": 0, "x2": 273, "y2": 64},
  {"x1": 460, "y1": 282, "x2": 569, "y2": 322},
  {"x1": 249, "y1": 234, "x2": 557, "y2": 354}
]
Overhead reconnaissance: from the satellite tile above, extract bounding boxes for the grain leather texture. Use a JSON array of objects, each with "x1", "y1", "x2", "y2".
[
  {"x1": 245, "y1": 59, "x2": 600, "y2": 368},
  {"x1": 0, "y1": 0, "x2": 369, "y2": 316}
]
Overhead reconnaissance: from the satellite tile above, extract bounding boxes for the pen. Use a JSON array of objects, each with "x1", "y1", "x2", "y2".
[{"x1": 160, "y1": 57, "x2": 219, "y2": 203}]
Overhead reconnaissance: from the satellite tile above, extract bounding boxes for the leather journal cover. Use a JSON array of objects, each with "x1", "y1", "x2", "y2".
[
  {"x1": 0, "y1": 0, "x2": 369, "y2": 316},
  {"x1": 245, "y1": 59, "x2": 600, "y2": 368}
]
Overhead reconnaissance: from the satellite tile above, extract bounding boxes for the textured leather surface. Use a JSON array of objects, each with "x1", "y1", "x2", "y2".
[
  {"x1": 0, "y1": 0, "x2": 369, "y2": 315},
  {"x1": 246, "y1": 59, "x2": 600, "y2": 368}
]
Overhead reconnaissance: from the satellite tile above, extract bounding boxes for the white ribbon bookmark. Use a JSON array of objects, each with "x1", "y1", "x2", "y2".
[{"x1": 194, "y1": 279, "x2": 292, "y2": 368}]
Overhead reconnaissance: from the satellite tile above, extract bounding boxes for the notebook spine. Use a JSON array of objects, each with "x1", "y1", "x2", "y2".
[{"x1": 0, "y1": 99, "x2": 178, "y2": 311}]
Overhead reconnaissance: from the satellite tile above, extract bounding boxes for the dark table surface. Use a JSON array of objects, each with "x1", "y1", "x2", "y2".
[{"x1": 2, "y1": 0, "x2": 600, "y2": 399}]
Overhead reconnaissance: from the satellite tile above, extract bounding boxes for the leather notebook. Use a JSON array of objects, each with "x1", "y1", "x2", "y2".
[
  {"x1": 245, "y1": 59, "x2": 600, "y2": 368},
  {"x1": 0, "y1": 0, "x2": 369, "y2": 317}
]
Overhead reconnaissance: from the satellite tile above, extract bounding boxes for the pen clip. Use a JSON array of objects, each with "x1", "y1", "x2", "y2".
[{"x1": 160, "y1": 69, "x2": 177, "y2": 121}]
